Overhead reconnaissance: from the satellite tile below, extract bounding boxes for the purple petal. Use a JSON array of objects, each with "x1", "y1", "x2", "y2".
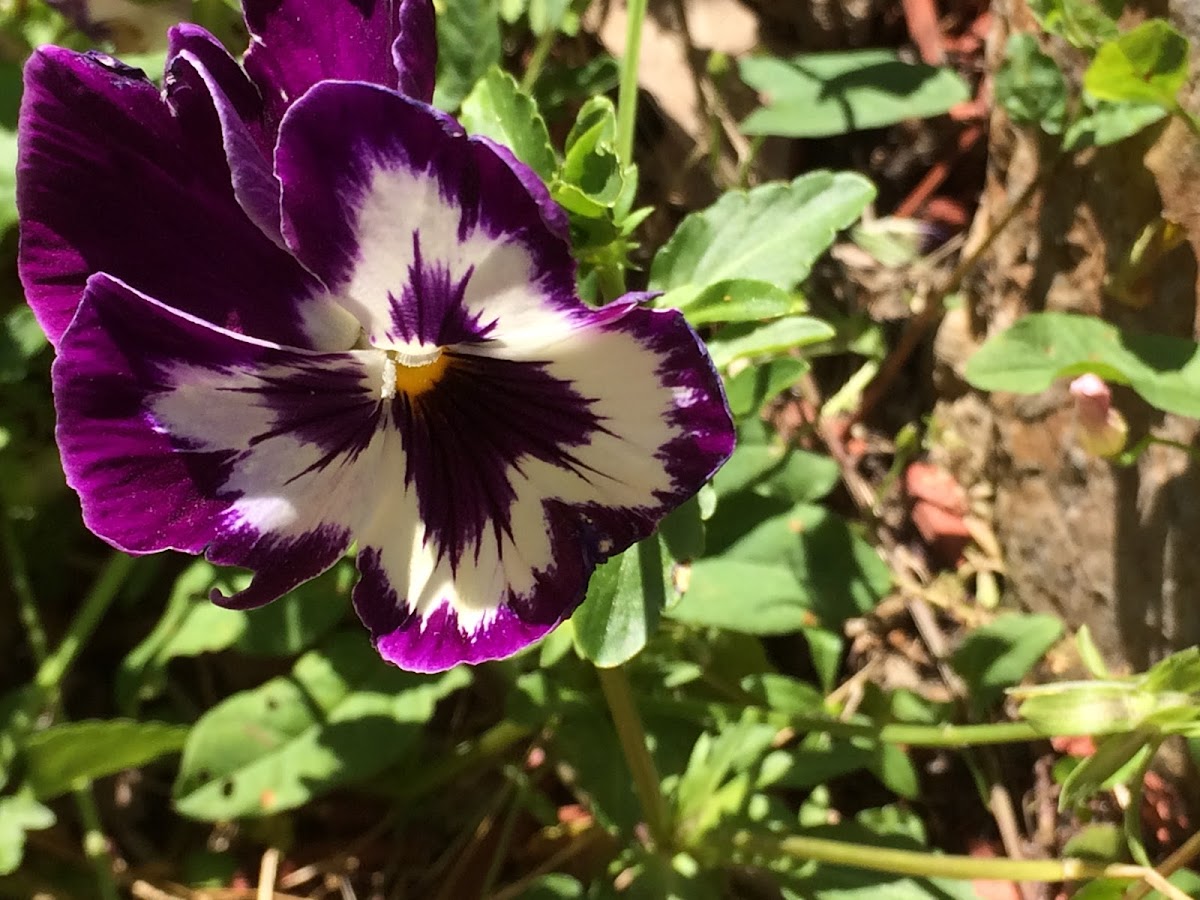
[
  {"x1": 53, "y1": 273, "x2": 388, "y2": 609},
  {"x1": 17, "y1": 47, "x2": 358, "y2": 350},
  {"x1": 475, "y1": 136, "x2": 570, "y2": 241},
  {"x1": 276, "y1": 81, "x2": 577, "y2": 350},
  {"x1": 393, "y1": 0, "x2": 437, "y2": 104},
  {"x1": 242, "y1": 0, "x2": 435, "y2": 128},
  {"x1": 164, "y1": 25, "x2": 282, "y2": 243},
  {"x1": 350, "y1": 302, "x2": 734, "y2": 672}
]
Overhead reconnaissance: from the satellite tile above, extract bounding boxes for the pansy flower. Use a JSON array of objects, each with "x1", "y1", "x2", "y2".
[{"x1": 17, "y1": 0, "x2": 734, "y2": 671}]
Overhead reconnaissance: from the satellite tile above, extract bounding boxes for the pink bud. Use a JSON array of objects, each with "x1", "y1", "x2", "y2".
[{"x1": 1069, "y1": 374, "x2": 1126, "y2": 458}]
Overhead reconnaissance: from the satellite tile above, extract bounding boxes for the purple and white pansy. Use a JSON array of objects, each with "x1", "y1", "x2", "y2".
[{"x1": 17, "y1": 0, "x2": 735, "y2": 671}]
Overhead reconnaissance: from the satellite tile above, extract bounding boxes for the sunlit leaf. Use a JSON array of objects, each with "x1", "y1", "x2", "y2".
[
  {"x1": 950, "y1": 613, "x2": 1063, "y2": 711},
  {"x1": 1064, "y1": 98, "x2": 1167, "y2": 150},
  {"x1": 995, "y1": 33, "x2": 1067, "y2": 133},
  {"x1": 707, "y1": 317, "x2": 835, "y2": 368},
  {"x1": 664, "y1": 279, "x2": 805, "y2": 327},
  {"x1": 650, "y1": 171, "x2": 875, "y2": 294},
  {"x1": 572, "y1": 536, "x2": 670, "y2": 667},
  {"x1": 434, "y1": 0, "x2": 501, "y2": 111},
  {"x1": 965, "y1": 311, "x2": 1200, "y2": 418},
  {"x1": 460, "y1": 66, "x2": 556, "y2": 178},
  {"x1": 739, "y1": 51, "x2": 969, "y2": 138},
  {"x1": 24, "y1": 720, "x2": 189, "y2": 800},
  {"x1": 0, "y1": 791, "x2": 54, "y2": 875},
  {"x1": 173, "y1": 632, "x2": 469, "y2": 820},
  {"x1": 1085, "y1": 20, "x2": 1190, "y2": 108}
]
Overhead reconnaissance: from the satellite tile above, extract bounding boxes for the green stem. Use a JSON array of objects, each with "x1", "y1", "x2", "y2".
[
  {"x1": 1124, "y1": 741, "x2": 1160, "y2": 868},
  {"x1": 1, "y1": 511, "x2": 48, "y2": 665},
  {"x1": 732, "y1": 830, "x2": 1150, "y2": 884},
  {"x1": 520, "y1": 28, "x2": 557, "y2": 93},
  {"x1": 72, "y1": 784, "x2": 119, "y2": 900},
  {"x1": 34, "y1": 552, "x2": 134, "y2": 693},
  {"x1": 480, "y1": 777, "x2": 524, "y2": 897},
  {"x1": 595, "y1": 265, "x2": 627, "y2": 304},
  {"x1": 596, "y1": 665, "x2": 673, "y2": 852},
  {"x1": 1125, "y1": 828, "x2": 1200, "y2": 900},
  {"x1": 614, "y1": 0, "x2": 648, "y2": 166},
  {"x1": 645, "y1": 696, "x2": 1073, "y2": 748}
]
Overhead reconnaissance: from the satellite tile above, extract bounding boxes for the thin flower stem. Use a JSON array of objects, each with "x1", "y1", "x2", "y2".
[
  {"x1": 480, "y1": 778, "x2": 525, "y2": 897},
  {"x1": 732, "y1": 830, "x2": 1161, "y2": 884},
  {"x1": 73, "y1": 784, "x2": 120, "y2": 900},
  {"x1": 596, "y1": 665, "x2": 673, "y2": 852},
  {"x1": 1125, "y1": 828, "x2": 1200, "y2": 900},
  {"x1": 520, "y1": 27, "x2": 557, "y2": 93},
  {"x1": 7, "y1": 531, "x2": 127, "y2": 897},
  {"x1": 2, "y1": 510, "x2": 49, "y2": 665},
  {"x1": 34, "y1": 552, "x2": 135, "y2": 693},
  {"x1": 1122, "y1": 741, "x2": 1159, "y2": 867},
  {"x1": 615, "y1": 0, "x2": 648, "y2": 167},
  {"x1": 646, "y1": 695, "x2": 1076, "y2": 747}
]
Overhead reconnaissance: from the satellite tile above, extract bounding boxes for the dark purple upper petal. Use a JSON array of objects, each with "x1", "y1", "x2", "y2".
[
  {"x1": 17, "y1": 47, "x2": 355, "y2": 350},
  {"x1": 165, "y1": 25, "x2": 283, "y2": 243},
  {"x1": 393, "y1": 0, "x2": 437, "y2": 104},
  {"x1": 243, "y1": 0, "x2": 436, "y2": 131}
]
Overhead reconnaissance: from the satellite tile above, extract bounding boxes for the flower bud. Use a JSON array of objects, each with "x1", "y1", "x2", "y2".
[{"x1": 1069, "y1": 374, "x2": 1128, "y2": 458}]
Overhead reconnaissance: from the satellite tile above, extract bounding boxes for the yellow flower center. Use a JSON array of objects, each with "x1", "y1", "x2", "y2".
[{"x1": 383, "y1": 345, "x2": 450, "y2": 399}]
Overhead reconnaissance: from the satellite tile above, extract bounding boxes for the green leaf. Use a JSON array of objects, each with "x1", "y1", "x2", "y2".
[
  {"x1": 769, "y1": 737, "x2": 875, "y2": 789},
  {"x1": 0, "y1": 791, "x2": 54, "y2": 875},
  {"x1": 740, "y1": 673, "x2": 826, "y2": 715},
  {"x1": 553, "y1": 96, "x2": 627, "y2": 217},
  {"x1": 995, "y1": 33, "x2": 1068, "y2": 134},
  {"x1": 660, "y1": 494, "x2": 706, "y2": 561},
  {"x1": 1015, "y1": 677, "x2": 1197, "y2": 736},
  {"x1": 671, "y1": 505, "x2": 889, "y2": 634},
  {"x1": 724, "y1": 358, "x2": 809, "y2": 419},
  {"x1": 712, "y1": 442, "x2": 838, "y2": 502},
  {"x1": 173, "y1": 631, "x2": 469, "y2": 819},
  {"x1": 707, "y1": 317, "x2": 835, "y2": 368},
  {"x1": 433, "y1": 0, "x2": 501, "y2": 111},
  {"x1": 664, "y1": 279, "x2": 806, "y2": 327},
  {"x1": 1062, "y1": 823, "x2": 1124, "y2": 861},
  {"x1": 1063, "y1": 98, "x2": 1167, "y2": 150},
  {"x1": 1029, "y1": 0, "x2": 1119, "y2": 48},
  {"x1": 24, "y1": 720, "x2": 189, "y2": 800},
  {"x1": 871, "y1": 743, "x2": 919, "y2": 799},
  {"x1": 534, "y1": 53, "x2": 619, "y2": 110},
  {"x1": 1059, "y1": 730, "x2": 1153, "y2": 808},
  {"x1": 669, "y1": 558, "x2": 809, "y2": 634},
  {"x1": 674, "y1": 715, "x2": 778, "y2": 842},
  {"x1": 117, "y1": 561, "x2": 350, "y2": 714},
  {"x1": 459, "y1": 67, "x2": 556, "y2": 179},
  {"x1": 1085, "y1": 20, "x2": 1190, "y2": 108},
  {"x1": 521, "y1": 874, "x2": 585, "y2": 899},
  {"x1": 650, "y1": 170, "x2": 875, "y2": 294},
  {"x1": 0, "y1": 307, "x2": 49, "y2": 384},
  {"x1": 572, "y1": 535, "x2": 670, "y2": 667},
  {"x1": 1076, "y1": 624, "x2": 1111, "y2": 678},
  {"x1": 950, "y1": 613, "x2": 1063, "y2": 711},
  {"x1": 739, "y1": 51, "x2": 970, "y2": 138},
  {"x1": 965, "y1": 311, "x2": 1200, "y2": 418},
  {"x1": 0, "y1": 60, "x2": 23, "y2": 236},
  {"x1": 527, "y1": 0, "x2": 572, "y2": 34},
  {"x1": 803, "y1": 627, "x2": 844, "y2": 694}
]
